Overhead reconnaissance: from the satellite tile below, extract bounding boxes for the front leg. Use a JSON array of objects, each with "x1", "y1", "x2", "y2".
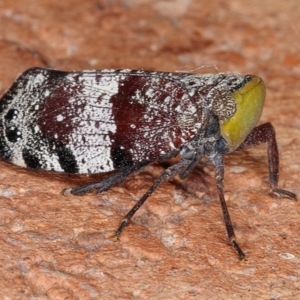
[
  {"x1": 237, "y1": 122, "x2": 296, "y2": 200},
  {"x1": 213, "y1": 154, "x2": 246, "y2": 260}
]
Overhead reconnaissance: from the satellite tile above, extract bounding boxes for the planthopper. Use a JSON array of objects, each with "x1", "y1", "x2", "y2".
[{"x1": 0, "y1": 67, "x2": 296, "y2": 260}]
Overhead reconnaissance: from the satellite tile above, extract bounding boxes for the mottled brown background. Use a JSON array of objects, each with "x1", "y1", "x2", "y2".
[{"x1": 0, "y1": 0, "x2": 299, "y2": 299}]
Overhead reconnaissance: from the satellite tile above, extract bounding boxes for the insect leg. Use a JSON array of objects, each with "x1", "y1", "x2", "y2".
[
  {"x1": 113, "y1": 159, "x2": 191, "y2": 239},
  {"x1": 213, "y1": 153, "x2": 246, "y2": 260},
  {"x1": 236, "y1": 122, "x2": 296, "y2": 199},
  {"x1": 64, "y1": 162, "x2": 149, "y2": 196},
  {"x1": 179, "y1": 153, "x2": 202, "y2": 179}
]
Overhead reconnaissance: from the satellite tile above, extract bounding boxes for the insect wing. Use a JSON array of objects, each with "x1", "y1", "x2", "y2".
[{"x1": 0, "y1": 69, "x2": 203, "y2": 174}]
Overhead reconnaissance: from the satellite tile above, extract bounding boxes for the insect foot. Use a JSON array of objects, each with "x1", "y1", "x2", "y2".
[{"x1": 272, "y1": 189, "x2": 296, "y2": 200}]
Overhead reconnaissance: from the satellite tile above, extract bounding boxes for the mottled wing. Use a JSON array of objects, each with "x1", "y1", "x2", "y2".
[{"x1": 0, "y1": 68, "x2": 203, "y2": 174}]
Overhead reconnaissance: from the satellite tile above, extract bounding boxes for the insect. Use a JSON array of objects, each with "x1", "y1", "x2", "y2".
[{"x1": 0, "y1": 67, "x2": 296, "y2": 260}]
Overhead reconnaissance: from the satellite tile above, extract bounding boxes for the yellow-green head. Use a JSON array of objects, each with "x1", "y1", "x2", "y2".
[{"x1": 220, "y1": 75, "x2": 266, "y2": 151}]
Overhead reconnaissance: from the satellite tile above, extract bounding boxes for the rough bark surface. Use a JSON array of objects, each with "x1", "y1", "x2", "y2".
[{"x1": 0, "y1": 0, "x2": 299, "y2": 299}]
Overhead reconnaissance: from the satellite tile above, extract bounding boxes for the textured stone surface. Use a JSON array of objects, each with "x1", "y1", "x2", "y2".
[{"x1": 0, "y1": 0, "x2": 299, "y2": 299}]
